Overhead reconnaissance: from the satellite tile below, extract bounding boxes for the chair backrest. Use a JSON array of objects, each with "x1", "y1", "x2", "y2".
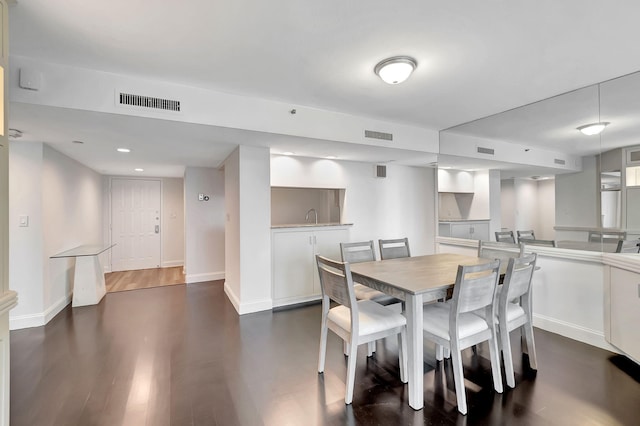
[
  {"x1": 340, "y1": 240, "x2": 376, "y2": 263},
  {"x1": 517, "y1": 230, "x2": 535, "y2": 241},
  {"x1": 589, "y1": 230, "x2": 626, "y2": 243},
  {"x1": 315, "y1": 255, "x2": 356, "y2": 309},
  {"x1": 495, "y1": 231, "x2": 516, "y2": 243},
  {"x1": 379, "y1": 238, "x2": 410, "y2": 260},
  {"x1": 616, "y1": 239, "x2": 640, "y2": 253},
  {"x1": 500, "y1": 253, "x2": 537, "y2": 306},
  {"x1": 524, "y1": 239, "x2": 556, "y2": 247},
  {"x1": 450, "y1": 260, "x2": 501, "y2": 315},
  {"x1": 478, "y1": 241, "x2": 524, "y2": 262}
]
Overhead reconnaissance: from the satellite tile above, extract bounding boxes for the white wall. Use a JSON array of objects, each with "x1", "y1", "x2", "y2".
[
  {"x1": 500, "y1": 179, "x2": 515, "y2": 232},
  {"x1": 8, "y1": 142, "x2": 45, "y2": 321},
  {"x1": 271, "y1": 155, "x2": 436, "y2": 257},
  {"x1": 184, "y1": 167, "x2": 225, "y2": 283},
  {"x1": 10, "y1": 144, "x2": 102, "y2": 329},
  {"x1": 537, "y1": 179, "x2": 556, "y2": 240},
  {"x1": 224, "y1": 146, "x2": 272, "y2": 314},
  {"x1": 556, "y1": 155, "x2": 598, "y2": 227},
  {"x1": 161, "y1": 178, "x2": 185, "y2": 267},
  {"x1": 468, "y1": 170, "x2": 490, "y2": 220},
  {"x1": 42, "y1": 145, "x2": 103, "y2": 316},
  {"x1": 500, "y1": 177, "x2": 556, "y2": 240}
]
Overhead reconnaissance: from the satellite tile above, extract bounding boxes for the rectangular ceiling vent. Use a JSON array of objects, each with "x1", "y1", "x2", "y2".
[
  {"x1": 365, "y1": 130, "x2": 393, "y2": 141},
  {"x1": 118, "y1": 92, "x2": 181, "y2": 112},
  {"x1": 554, "y1": 158, "x2": 566, "y2": 165},
  {"x1": 477, "y1": 146, "x2": 495, "y2": 155}
]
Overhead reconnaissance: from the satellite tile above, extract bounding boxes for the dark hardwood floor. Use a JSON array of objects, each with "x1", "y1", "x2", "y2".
[{"x1": 10, "y1": 281, "x2": 640, "y2": 425}]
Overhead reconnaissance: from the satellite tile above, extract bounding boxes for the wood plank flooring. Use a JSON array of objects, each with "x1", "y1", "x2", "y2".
[
  {"x1": 10, "y1": 281, "x2": 640, "y2": 425},
  {"x1": 105, "y1": 266, "x2": 185, "y2": 293}
]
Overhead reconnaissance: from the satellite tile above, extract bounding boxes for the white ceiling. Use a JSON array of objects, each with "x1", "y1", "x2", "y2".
[{"x1": 9, "y1": 1, "x2": 640, "y2": 176}]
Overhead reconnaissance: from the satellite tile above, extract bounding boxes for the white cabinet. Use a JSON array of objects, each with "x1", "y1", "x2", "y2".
[
  {"x1": 607, "y1": 267, "x2": 640, "y2": 362},
  {"x1": 439, "y1": 221, "x2": 489, "y2": 241},
  {"x1": 272, "y1": 226, "x2": 349, "y2": 307}
]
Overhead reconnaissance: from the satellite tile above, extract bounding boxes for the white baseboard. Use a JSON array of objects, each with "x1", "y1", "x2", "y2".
[
  {"x1": 223, "y1": 281, "x2": 272, "y2": 315},
  {"x1": 186, "y1": 271, "x2": 225, "y2": 284},
  {"x1": 533, "y1": 313, "x2": 620, "y2": 353},
  {"x1": 10, "y1": 294, "x2": 72, "y2": 330},
  {"x1": 162, "y1": 260, "x2": 184, "y2": 268}
]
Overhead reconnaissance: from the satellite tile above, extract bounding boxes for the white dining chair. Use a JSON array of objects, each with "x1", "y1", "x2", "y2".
[
  {"x1": 616, "y1": 239, "x2": 640, "y2": 253},
  {"x1": 495, "y1": 231, "x2": 516, "y2": 243},
  {"x1": 478, "y1": 241, "x2": 524, "y2": 262},
  {"x1": 378, "y1": 237, "x2": 410, "y2": 260},
  {"x1": 495, "y1": 253, "x2": 538, "y2": 388},
  {"x1": 422, "y1": 260, "x2": 503, "y2": 415},
  {"x1": 316, "y1": 255, "x2": 407, "y2": 404},
  {"x1": 340, "y1": 241, "x2": 400, "y2": 306},
  {"x1": 341, "y1": 241, "x2": 402, "y2": 356},
  {"x1": 516, "y1": 230, "x2": 535, "y2": 242}
]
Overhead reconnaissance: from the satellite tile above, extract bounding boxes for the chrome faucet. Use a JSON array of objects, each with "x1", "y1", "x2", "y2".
[{"x1": 305, "y1": 208, "x2": 318, "y2": 224}]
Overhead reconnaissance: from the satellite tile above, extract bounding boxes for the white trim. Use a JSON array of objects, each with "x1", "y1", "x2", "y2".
[
  {"x1": 186, "y1": 271, "x2": 224, "y2": 284},
  {"x1": 532, "y1": 313, "x2": 620, "y2": 353},
  {"x1": 9, "y1": 293, "x2": 71, "y2": 330},
  {"x1": 223, "y1": 281, "x2": 273, "y2": 315},
  {"x1": 435, "y1": 236, "x2": 480, "y2": 248},
  {"x1": 224, "y1": 281, "x2": 241, "y2": 313},
  {"x1": 161, "y1": 260, "x2": 184, "y2": 268},
  {"x1": 273, "y1": 294, "x2": 322, "y2": 308},
  {"x1": 602, "y1": 253, "x2": 640, "y2": 273}
]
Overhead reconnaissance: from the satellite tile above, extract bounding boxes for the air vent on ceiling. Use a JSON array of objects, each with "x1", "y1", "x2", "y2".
[
  {"x1": 118, "y1": 92, "x2": 181, "y2": 112},
  {"x1": 477, "y1": 146, "x2": 495, "y2": 155},
  {"x1": 365, "y1": 130, "x2": 393, "y2": 141},
  {"x1": 554, "y1": 158, "x2": 566, "y2": 165}
]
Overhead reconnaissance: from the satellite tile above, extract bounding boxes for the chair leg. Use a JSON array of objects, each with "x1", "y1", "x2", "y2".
[
  {"x1": 345, "y1": 339, "x2": 358, "y2": 404},
  {"x1": 450, "y1": 343, "x2": 467, "y2": 415},
  {"x1": 436, "y1": 344, "x2": 443, "y2": 361},
  {"x1": 318, "y1": 316, "x2": 328, "y2": 373},
  {"x1": 523, "y1": 322, "x2": 538, "y2": 370},
  {"x1": 367, "y1": 341, "x2": 376, "y2": 357},
  {"x1": 398, "y1": 330, "x2": 408, "y2": 383},
  {"x1": 500, "y1": 323, "x2": 516, "y2": 388},
  {"x1": 488, "y1": 329, "x2": 504, "y2": 394}
]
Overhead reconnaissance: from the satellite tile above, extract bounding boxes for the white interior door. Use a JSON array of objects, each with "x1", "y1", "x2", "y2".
[{"x1": 111, "y1": 179, "x2": 161, "y2": 271}]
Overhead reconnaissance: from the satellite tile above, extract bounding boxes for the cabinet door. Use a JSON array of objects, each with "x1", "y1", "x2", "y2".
[
  {"x1": 313, "y1": 229, "x2": 349, "y2": 294},
  {"x1": 272, "y1": 231, "x2": 315, "y2": 301},
  {"x1": 450, "y1": 223, "x2": 470, "y2": 239},
  {"x1": 609, "y1": 268, "x2": 640, "y2": 361},
  {"x1": 470, "y1": 222, "x2": 490, "y2": 241}
]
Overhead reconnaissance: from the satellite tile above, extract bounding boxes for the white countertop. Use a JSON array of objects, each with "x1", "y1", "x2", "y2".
[
  {"x1": 271, "y1": 223, "x2": 353, "y2": 229},
  {"x1": 439, "y1": 219, "x2": 490, "y2": 222}
]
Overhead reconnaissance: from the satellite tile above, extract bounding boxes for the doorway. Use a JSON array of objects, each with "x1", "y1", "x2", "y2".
[{"x1": 110, "y1": 178, "x2": 162, "y2": 272}]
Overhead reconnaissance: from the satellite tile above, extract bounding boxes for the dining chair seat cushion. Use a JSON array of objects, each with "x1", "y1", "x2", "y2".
[
  {"x1": 328, "y1": 300, "x2": 406, "y2": 336},
  {"x1": 353, "y1": 283, "x2": 399, "y2": 305},
  {"x1": 423, "y1": 304, "x2": 489, "y2": 341}
]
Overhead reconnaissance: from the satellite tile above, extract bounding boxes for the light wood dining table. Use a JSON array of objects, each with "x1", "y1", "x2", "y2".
[{"x1": 349, "y1": 253, "x2": 494, "y2": 410}]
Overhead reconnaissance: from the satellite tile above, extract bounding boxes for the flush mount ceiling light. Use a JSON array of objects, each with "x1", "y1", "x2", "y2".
[
  {"x1": 577, "y1": 122, "x2": 610, "y2": 136},
  {"x1": 374, "y1": 56, "x2": 417, "y2": 84}
]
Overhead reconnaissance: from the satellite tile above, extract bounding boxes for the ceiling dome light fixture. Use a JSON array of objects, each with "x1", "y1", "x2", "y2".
[
  {"x1": 577, "y1": 122, "x2": 610, "y2": 136},
  {"x1": 374, "y1": 56, "x2": 417, "y2": 84}
]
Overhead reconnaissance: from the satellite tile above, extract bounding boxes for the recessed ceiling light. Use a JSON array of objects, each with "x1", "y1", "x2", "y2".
[
  {"x1": 577, "y1": 122, "x2": 610, "y2": 136},
  {"x1": 134, "y1": 168, "x2": 144, "y2": 172},
  {"x1": 374, "y1": 56, "x2": 417, "y2": 84},
  {"x1": 72, "y1": 140, "x2": 84, "y2": 144},
  {"x1": 117, "y1": 148, "x2": 131, "y2": 153},
  {"x1": 326, "y1": 155, "x2": 337, "y2": 159},
  {"x1": 283, "y1": 151, "x2": 294, "y2": 156},
  {"x1": 439, "y1": 166, "x2": 451, "y2": 170}
]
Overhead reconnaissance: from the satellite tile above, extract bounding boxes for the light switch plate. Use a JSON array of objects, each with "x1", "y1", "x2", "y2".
[{"x1": 19, "y1": 215, "x2": 29, "y2": 227}]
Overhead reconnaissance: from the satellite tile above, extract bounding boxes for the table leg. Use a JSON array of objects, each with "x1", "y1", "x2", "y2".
[
  {"x1": 72, "y1": 255, "x2": 107, "y2": 307},
  {"x1": 405, "y1": 293, "x2": 424, "y2": 410}
]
